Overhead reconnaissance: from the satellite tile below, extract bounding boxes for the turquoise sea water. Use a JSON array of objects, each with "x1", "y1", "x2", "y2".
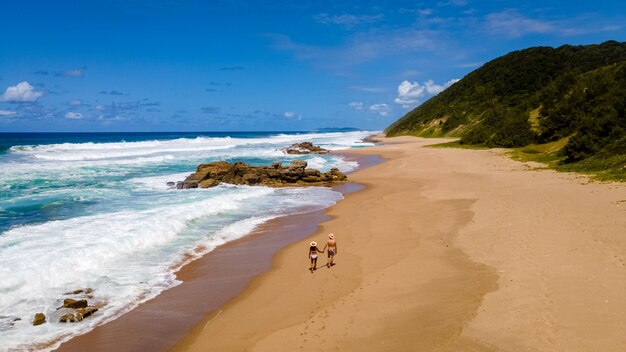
[{"x1": 0, "y1": 130, "x2": 375, "y2": 351}]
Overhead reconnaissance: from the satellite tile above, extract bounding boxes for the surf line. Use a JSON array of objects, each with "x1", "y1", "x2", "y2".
[{"x1": 203, "y1": 309, "x2": 223, "y2": 329}]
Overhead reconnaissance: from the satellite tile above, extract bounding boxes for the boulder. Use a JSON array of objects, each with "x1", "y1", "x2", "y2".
[
  {"x1": 33, "y1": 313, "x2": 46, "y2": 326},
  {"x1": 283, "y1": 142, "x2": 329, "y2": 154},
  {"x1": 177, "y1": 160, "x2": 347, "y2": 189},
  {"x1": 362, "y1": 134, "x2": 384, "y2": 143},
  {"x1": 59, "y1": 307, "x2": 98, "y2": 323},
  {"x1": 63, "y1": 299, "x2": 88, "y2": 309},
  {"x1": 289, "y1": 160, "x2": 308, "y2": 169}
]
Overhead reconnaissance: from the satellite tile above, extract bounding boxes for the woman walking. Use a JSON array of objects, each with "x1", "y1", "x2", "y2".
[{"x1": 308, "y1": 241, "x2": 323, "y2": 272}]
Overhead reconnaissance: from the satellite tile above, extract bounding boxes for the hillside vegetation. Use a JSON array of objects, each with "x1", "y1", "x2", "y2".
[{"x1": 386, "y1": 41, "x2": 626, "y2": 180}]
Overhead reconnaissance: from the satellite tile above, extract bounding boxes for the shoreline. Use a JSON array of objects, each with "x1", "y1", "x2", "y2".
[
  {"x1": 173, "y1": 136, "x2": 626, "y2": 351},
  {"x1": 52, "y1": 136, "x2": 626, "y2": 351},
  {"x1": 53, "y1": 152, "x2": 382, "y2": 351}
]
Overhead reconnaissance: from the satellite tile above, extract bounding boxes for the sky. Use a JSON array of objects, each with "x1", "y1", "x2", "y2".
[{"x1": 0, "y1": 0, "x2": 625, "y2": 132}]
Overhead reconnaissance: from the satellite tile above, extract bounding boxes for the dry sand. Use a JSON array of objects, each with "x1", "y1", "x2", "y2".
[{"x1": 174, "y1": 136, "x2": 626, "y2": 351}]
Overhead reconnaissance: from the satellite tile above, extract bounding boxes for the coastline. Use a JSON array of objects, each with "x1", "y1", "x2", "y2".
[
  {"x1": 53, "y1": 153, "x2": 381, "y2": 351},
  {"x1": 173, "y1": 136, "x2": 626, "y2": 351},
  {"x1": 52, "y1": 136, "x2": 626, "y2": 351}
]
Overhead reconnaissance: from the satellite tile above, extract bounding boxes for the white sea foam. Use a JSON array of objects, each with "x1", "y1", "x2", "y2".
[
  {"x1": 9, "y1": 131, "x2": 375, "y2": 162},
  {"x1": 126, "y1": 172, "x2": 191, "y2": 191}
]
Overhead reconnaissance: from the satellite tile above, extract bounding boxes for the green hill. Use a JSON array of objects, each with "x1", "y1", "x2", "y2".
[{"x1": 386, "y1": 41, "x2": 626, "y2": 180}]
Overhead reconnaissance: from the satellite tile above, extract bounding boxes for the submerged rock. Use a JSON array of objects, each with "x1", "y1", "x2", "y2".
[
  {"x1": 33, "y1": 313, "x2": 46, "y2": 326},
  {"x1": 282, "y1": 142, "x2": 329, "y2": 154},
  {"x1": 64, "y1": 288, "x2": 93, "y2": 295},
  {"x1": 177, "y1": 160, "x2": 347, "y2": 189},
  {"x1": 59, "y1": 307, "x2": 98, "y2": 323}
]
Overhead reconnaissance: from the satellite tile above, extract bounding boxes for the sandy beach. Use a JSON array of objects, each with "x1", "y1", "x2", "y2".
[{"x1": 171, "y1": 136, "x2": 626, "y2": 351}]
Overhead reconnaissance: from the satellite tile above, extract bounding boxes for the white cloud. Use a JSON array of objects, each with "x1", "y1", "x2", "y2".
[
  {"x1": 394, "y1": 79, "x2": 459, "y2": 107},
  {"x1": 65, "y1": 112, "x2": 84, "y2": 119},
  {"x1": 0, "y1": 81, "x2": 44, "y2": 102},
  {"x1": 68, "y1": 99, "x2": 83, "y2": 106},
  {"x1": 283, "y1": 111, "x2": 295, "y2": 118},
  {"x1": 395, "y1": 80, "x2": 425, "y2": 106},
  {"x1": 369, "y1": 103, "x2": 390, "y2": 117},
  {"x1": 424, "y1": 78, "x2": 460, "y2": 94},
  {"x1": 0, "y1": 110, "x2": 17, "y2": 117},
  {"x1": 349, "y1": 102, "x2": 364, "y2": 110}
]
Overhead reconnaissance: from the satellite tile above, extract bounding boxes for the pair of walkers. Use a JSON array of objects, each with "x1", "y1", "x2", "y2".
[{"x1": 308, "y1": 233, "x2": 337, "y2": 271}]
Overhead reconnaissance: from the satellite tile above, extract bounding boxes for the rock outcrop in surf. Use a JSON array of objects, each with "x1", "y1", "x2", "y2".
[
  {"x1": 176, "y1": 160, "x2": 347, "y2": 189},
  {"x1": 282, "y1": 142, "x2": 329, "y2": 154}
]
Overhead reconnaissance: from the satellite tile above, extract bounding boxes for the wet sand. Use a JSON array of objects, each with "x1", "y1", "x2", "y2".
[{"x1": 173, "y1": 136, "x2": 626, "y2": 351}]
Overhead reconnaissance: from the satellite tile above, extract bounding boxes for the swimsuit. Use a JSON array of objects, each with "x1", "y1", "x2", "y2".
[
  {"x1": 310, "y1": 254, "x2": 317, "y2": 259},
  {"x1": 328, "y1": 249, "x2": 336, "y2": 256}
]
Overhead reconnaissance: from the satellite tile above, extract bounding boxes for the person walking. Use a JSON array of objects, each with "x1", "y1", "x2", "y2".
[
  {"x1": 308, "y1": 241, "x2": 323, "y2": 272},
  {"x1": 323, "y1": 233, "x2": 338, "y2": 268}
]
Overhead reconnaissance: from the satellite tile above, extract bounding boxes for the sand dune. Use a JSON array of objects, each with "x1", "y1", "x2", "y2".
[{"x1": 174, "y1": 136, "x2": 626, "y2": 351}]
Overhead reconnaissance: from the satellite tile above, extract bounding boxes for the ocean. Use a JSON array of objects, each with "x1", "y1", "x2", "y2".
[{"x1": 0, "y1": 130, "x2": 376, "y2": 351}]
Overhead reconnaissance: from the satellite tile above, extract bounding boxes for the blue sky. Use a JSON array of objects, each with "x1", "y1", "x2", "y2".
[{"x1": 0, "y1": 0, "x2": 624, "y2": 132}]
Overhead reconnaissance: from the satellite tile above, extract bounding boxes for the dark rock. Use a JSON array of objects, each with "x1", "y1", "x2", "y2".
[
  {"x1": 199, "y1": 179, "x2": 220, "y2": 188},
  {"x1": 166, "y1": 181, "x2": 176, "y2": 187},
  {"x1": 59, "y1": 314, "x2": 74, "y2": 323},
  {"x1": 63, "y1": 299, "x2": 88, "y2": 309},
  {"x1": 283, "y1": 142, "x2": 329, "y2": 154},
  {"x1": 33, "y1": 313, "x2": 46, "y2": 326},
  {"x1": 59, "y1": 307, "x2": 98, "y2": 323},
  {"x1": 177, "y1": 160, "x2": 347, "y2": 189}
]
